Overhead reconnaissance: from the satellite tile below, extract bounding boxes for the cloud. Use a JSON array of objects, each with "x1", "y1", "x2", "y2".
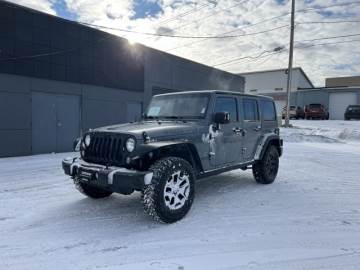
[
  {"x1": 7, "y1": 0, "x2": 55, "y2": 14},
  {"x1": 65, "y1": 0, "x2": 134, "y2": 22},
  {"x1": 7, "y1": 0, "x2": 360, "y2": 86}
]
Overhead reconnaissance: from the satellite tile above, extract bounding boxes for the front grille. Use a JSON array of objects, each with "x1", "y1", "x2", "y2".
[{"x1": 83, "y1": 133, "x2": 124, "y2": 166}]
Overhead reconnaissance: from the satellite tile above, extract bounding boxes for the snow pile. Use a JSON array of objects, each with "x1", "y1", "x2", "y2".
[
  {"x1": 280, "y1": 120, "x2": 360, "y2": 143},
  {"x1": 1, "y1": 121, "x2": 360, "y2": 269}
]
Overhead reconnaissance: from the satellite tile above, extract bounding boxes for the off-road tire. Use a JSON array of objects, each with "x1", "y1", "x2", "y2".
[
  {"x1": 142, "y1": 157, "x2": 195, "y2": 223},
  {"x1": 253, "y1": 145, "x2": 279, "y2": 184},
  {"x1": 74, "y1": 178, "x2": 113, "y2": 199}
]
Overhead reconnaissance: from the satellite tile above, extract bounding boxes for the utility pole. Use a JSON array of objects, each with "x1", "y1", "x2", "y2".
[{"x1": 285, "y1": 0, "x2": 295, "y2": 128}]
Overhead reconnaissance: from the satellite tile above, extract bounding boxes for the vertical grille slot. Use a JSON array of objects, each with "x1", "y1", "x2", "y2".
[{"x1": 84, "y1": 133, "x2": 124, "y2": 166}]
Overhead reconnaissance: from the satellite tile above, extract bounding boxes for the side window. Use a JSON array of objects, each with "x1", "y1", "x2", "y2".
[
  {"x1": 214, "y1": 97, "x2": 238, "y2": 122},
  {"x1": 243, "y1": 99, "x2": 259, "y2": 121},
  {"x1": 261, "y1": 100, "x2": 276, "y2": 121}
]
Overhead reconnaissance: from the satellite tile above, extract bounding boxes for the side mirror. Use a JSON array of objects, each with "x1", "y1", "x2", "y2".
[
  {"x1": 214, "y1": 112, "x2": 230, "y2": 124},
  {"x1": 73, "y1": 137, "x2": 81, "y2": 152}
]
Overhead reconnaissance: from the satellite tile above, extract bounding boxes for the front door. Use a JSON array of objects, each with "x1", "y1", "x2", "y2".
[
  {"x1": 56, "y1": 94, "x2": 81, "y2": 152},
  {"x1": 241, "y1": 98, "x2": 262, "y2": 161},
  {"x1": 210, "y1": 96, "x2": 243, "y2": 167},
  {"x1": 32, "y1": 92, "x2": 80, "y2": 154}
]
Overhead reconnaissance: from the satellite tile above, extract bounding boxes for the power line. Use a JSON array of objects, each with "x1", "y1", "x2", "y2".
[
  {"x1": 213, "y1": 49, "x2": 285, "y2": 67},
  {"x1": 80, "y1": 1, "x2": 252, "y2": 40},
  {"x1": 216, "y1": 38, "x2": 360, "y2": 68},
  {"x1": 4, "y1": 31, "x2": 359, "y2": 63},
  {"x1": 165, "y1": 1, "x2": 360, "y2": 51},
  {"x1": 166, "y1": 13, "x2": 290, "y2": 51},
  {"x1": 168, "y1": 0, "x2": 250, "y2": 33},
  {"x1": 103, "y1": 1, "x2": 360, "y2": 40},
  {"x1": 297, "y1": 20, "x2": 360, "y2": 25},
  {"x1": 0, "y1": 36, "x2": 108, "y2": 62},
  {"x1": 162, "y1": 0, "x2": 360, "y2": 42},
  {"x1": 297, "y1": 33, "x2": 360, "y2": 43},
  {"x1": 297, "y1": 1, "x2": 360, "y2": 12},
  {"x1": 156, "y1": 2, "x2": 216, "y2": 26},
  {"x1": 296, "y1": 38, "x2": 360, "y2": 49},
  {"x1": 137, "y1": 1, "x2": 218, "y2": 41},
  {"x1": 80, "y1": 22, "x2": 288, "y2": 39}
]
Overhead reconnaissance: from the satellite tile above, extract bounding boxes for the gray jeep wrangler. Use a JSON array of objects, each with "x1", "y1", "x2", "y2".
[{"x1": 62, "y1": 90, "x2": 282, "y2": 223}]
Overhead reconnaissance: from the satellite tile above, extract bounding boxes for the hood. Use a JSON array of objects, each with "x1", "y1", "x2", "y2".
[{"x1": 93, "y1": 120, "x2": 199, "y2": 139}]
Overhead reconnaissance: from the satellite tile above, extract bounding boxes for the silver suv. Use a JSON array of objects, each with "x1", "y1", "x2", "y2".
[{"x1": 62, "y1": 90, "x2": 283, "y2": 223}]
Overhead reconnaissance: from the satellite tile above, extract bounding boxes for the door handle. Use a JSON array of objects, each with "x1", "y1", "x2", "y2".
[
  {"x1": 233, "y1": 127, "x2": 246, "y2": 136},
  {"x1": 233, "y1": 127, "x2": 241, "y2": 134},
  {"x1": 253, "y1": 125, "x2": 261, "y2": 132}
]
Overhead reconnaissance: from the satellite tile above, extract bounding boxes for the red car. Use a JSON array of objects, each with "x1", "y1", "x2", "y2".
[{"x1": 305, "y1": 104, "x2": 329, "y2": 120}]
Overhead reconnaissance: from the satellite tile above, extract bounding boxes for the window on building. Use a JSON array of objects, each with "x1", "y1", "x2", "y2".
[
  {"x1": 214, "y1": 97, "x2": 238, "y2": 122},
  {"x1": 243, "y1": 99, "x2": 259, "y2": 121},
  {"x1": 261, "y1": 100, "x2": 276, "y2": 121},
  {"x1": 274, "y1": 87, "x2": 283, "y2": 91}
]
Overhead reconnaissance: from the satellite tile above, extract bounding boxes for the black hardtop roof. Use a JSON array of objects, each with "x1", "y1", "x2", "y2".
[{"x1": 154, "y1": 90, "x2": 274, "y2": 100}]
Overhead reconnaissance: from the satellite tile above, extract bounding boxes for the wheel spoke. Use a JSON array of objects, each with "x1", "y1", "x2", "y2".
[{"x1": 163, "y1": 170, "x2": 190, "y2": 210}]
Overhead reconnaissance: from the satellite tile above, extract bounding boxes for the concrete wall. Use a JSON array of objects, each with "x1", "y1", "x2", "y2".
[
  {"x1": 326, "y1": 76, "x2": 360, "y2": 87},
  {"x1": 0, "y1": 73, "x2": 145, "y2": 157},
  {"x1": 240, "y1": 68, "x2": 313, "y2": 95},
  {"x1": 0, "y1": 55, "x2": 244, "y2": 157},
  {"x1": 143, "y1": 48, "x2": 244, "y2": 105}
]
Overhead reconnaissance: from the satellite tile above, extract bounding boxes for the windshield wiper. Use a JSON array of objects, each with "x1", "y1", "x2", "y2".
[
  {"x1": 162, "y1": 116, "x2": 202, "y2": 120},
  {"x1": 145, "y1": 115, "x2": 159, "y2": 119},
  {"x1": 163, "y1": 116, "x2": 182, "y2": 119}
]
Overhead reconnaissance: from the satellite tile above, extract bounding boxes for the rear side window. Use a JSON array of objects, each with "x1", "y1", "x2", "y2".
[
  {"x1": 214, "y1": 97, "x2": 238, "y2": 121},
  {"x1": 261, "y1": 100, "x2": 276, "y2": 121},
  {"x1": 243, "y1": 99, "x2": 259, "y2": 121}
]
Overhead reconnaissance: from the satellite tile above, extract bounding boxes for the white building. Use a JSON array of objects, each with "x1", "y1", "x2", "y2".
[{"x1": 238, "y1": 67, "x2": 314, "y2": 112}]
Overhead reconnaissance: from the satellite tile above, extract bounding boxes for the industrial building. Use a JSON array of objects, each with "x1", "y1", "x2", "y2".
[
  {"x1": 238, "y1": 67, "x2": 314, "y2": 112},
  {"x1": 239, "y1": 68, "x2": 360, "y2": 120},
  {"x1": 294, "y1": 76, "x2": 360, "y2": 120},
  {"x1": 0, "y1": 1, "x2": 245, "y2": 157}
]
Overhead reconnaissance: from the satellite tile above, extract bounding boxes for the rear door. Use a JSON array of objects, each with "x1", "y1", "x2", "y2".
[
  {"x1": 241, "y1": 98, "x2": 262, "y2": 161},
  {"x1": 210, "y1": 95, "x2": 243, "y2": 167}
]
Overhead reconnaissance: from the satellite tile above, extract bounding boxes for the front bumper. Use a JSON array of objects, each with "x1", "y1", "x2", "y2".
[{"x1": 62, "y1": 158, "x2": 153, "y2": 195}]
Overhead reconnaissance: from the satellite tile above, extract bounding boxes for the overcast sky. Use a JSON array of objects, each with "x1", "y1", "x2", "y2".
[{"x1": 8, "y1": 0, "x2": 360, "y2": 86}]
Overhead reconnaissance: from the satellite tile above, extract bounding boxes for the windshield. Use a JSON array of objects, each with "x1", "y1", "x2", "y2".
[
  {"x1": 309, "y1": 104, "x2": 321, "y2": 108},
  {"x1": 146, "y1": 93, "x2": 209, "y2": 119}
]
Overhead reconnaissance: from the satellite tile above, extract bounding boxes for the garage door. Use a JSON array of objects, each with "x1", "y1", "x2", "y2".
[
  {"x1": 329, "y1": 92, "x2": 357, "y2": 120},
  {"x1": 32, "y1": 92, "x2": 80, "y2": 154}
]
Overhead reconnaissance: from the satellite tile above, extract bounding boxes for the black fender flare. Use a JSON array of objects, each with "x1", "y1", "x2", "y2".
[
  {"x1": 254, "y1": 135, "x2": 283, "y2": 161},
  {"x1": 135, "y1": 141, "x2": 203, "y2": 173}
]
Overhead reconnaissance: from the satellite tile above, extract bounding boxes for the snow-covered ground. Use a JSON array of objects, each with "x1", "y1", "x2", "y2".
[{"x1": 1, "y1": 120, "x2": 360, "y2": 270}]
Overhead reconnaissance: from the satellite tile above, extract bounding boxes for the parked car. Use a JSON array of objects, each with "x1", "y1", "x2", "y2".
[
  {"x1": 344, "y1": 105, "x2": 360, "y2": 120},
  {"x1": 305, "y1": 104, "x2": 329, "y2": 120},
  {"x1": 282, "y1": 105, "x2": 305, "y2": 119},
  {"x1": 62, "y1": 90, "x2": 283, "y2": 223}
]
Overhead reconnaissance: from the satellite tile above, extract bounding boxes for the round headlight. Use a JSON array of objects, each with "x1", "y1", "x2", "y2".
[
  {"x1": 126, "y1": 138, "x2": 136, "y2": 152},
  {"x1": 84, "y1": 134, "x2": 91, "y2": 147}
]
